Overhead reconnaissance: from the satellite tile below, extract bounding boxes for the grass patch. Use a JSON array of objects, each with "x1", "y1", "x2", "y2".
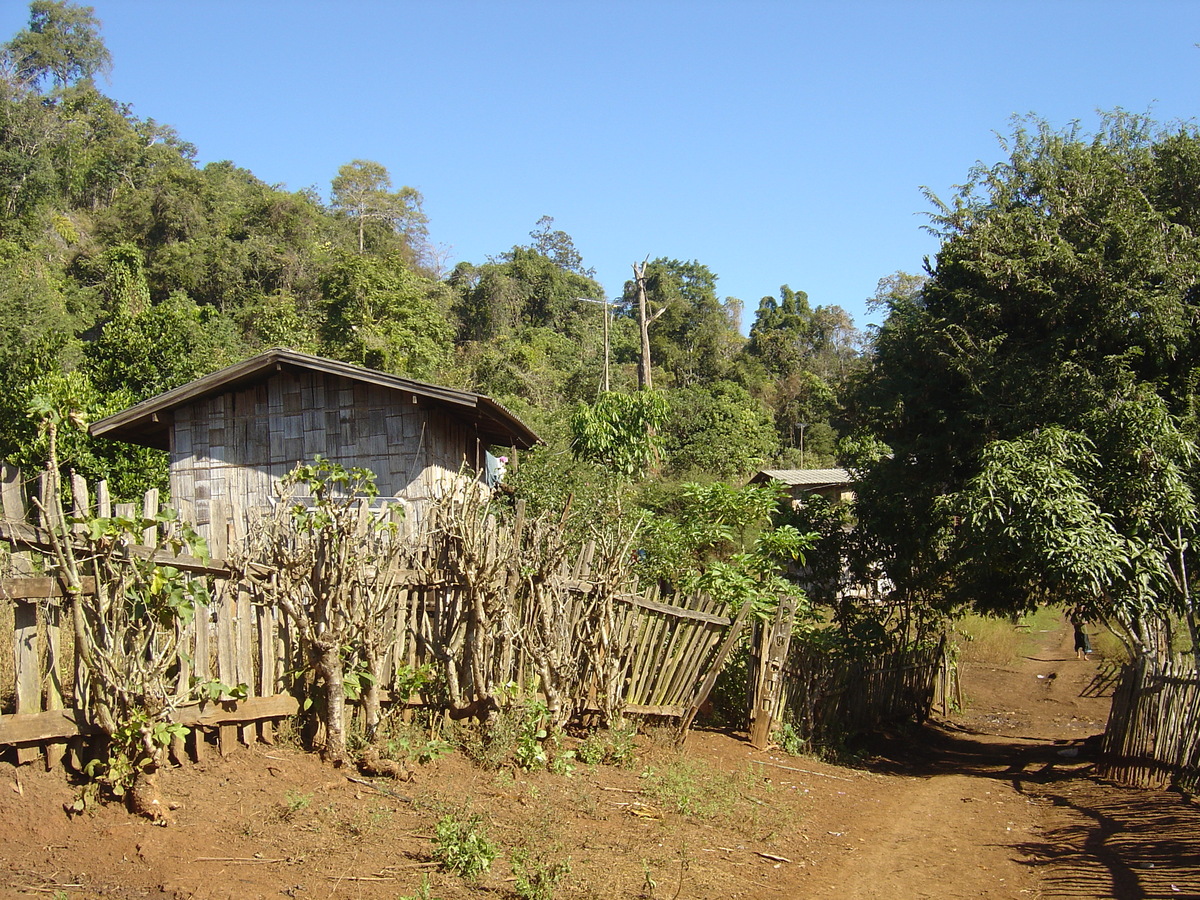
[
  {"x1": 956, "y1": 606, "x2": 1062, "y2": 666},
  {"x1": 639, "y1": 757, "x2": 771, "y2": 824}
]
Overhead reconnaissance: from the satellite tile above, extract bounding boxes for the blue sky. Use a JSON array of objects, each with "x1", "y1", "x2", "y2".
[{"x1": 4, "y1": 1, "x2": 1198, "y2": 330}]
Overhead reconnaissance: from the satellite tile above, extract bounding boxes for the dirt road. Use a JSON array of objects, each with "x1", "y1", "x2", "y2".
[
  {"x1": 2, "y1": 613, "x2": 1198, "y2": 898},
  {"x1": 798, "y1": 614, "x2": 1200, "y2": 899}
]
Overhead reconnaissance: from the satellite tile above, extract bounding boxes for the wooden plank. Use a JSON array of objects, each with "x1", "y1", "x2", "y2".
[
  {"x1": 43, "y1": 603, "x2": 65, "y2": 770},
  {"x1": 194, "y1": 590, "x2": 211, "y2": 682},
  {"x1": 13, "y1": 601, "x2": 41, "y2": 763},
  {"x1": 215, "y1": 585, "x2": 236, "y2": 698},
  {"x1": 71, "y1": 472, "x2": 90, "y2": 520},
  {"x1": 0, "y1": 694, "x2": 299, "y2": 746},
  {"x1": 236, "y1": 584, "x2": 256, "y2": 745},
  {"x1": 610, "y1": 591, "x2": 732, "y2": 626},
  {"x1": 615, "y1": 703, "x2": 686, "y2": 717},
  {"x1": 142, "y1": 487, "x2": 159, "y2": 546},
  {"x1": 0, "y1": 521, "x2": 230, "y2": 577},
  {"x1": 1, "y1": 577, "x2": 96, "y2": 599},
  {"x1": 1, "y1": 464, "x2": 26, "y2": 523},
  {"x1": 750, "y1": 591, "x2": 798, "y2": 749},
  {"x1": 0, "y1": 708, "x2": 100, "y2": 744},
  {"x1": 96, "y1": 480, "x2": 111, "y2": 518},
  {"x1": 257, "y1": 603, "x2": 276, "y2": 744},
  {"x1": 218, "y1": 723, "x2": 238, "y2": 756}
]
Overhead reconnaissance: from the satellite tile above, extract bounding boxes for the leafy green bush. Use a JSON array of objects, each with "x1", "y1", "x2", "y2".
[{"x1": 432, "y1": 813, "x2": 497, "y2": 881}]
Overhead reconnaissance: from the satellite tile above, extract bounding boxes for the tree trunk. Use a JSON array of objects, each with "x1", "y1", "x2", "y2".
[
  {"x1": 315, "y1": 640, "x2": 348, "y2": 765},
  {"x1": 634, "y1": 261, "x2": 653, "y2": 390}
]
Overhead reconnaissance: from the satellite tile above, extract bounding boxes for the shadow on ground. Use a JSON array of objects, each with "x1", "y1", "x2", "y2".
[{"x1": 857, "y1": 722, "x2": 1200, "y2": 899}]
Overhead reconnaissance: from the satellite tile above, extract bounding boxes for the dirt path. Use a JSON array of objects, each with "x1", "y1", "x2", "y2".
[
  {"x1": 798, "y1": 613, "x2": 1200, "y2": 899},
  {"x1": 2, "y1": 613, "x2": 1199, "y2": 898}
]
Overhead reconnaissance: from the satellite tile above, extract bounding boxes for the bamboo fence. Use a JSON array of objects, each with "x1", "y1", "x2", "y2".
[
  {"x1": 1100, "y1": 655, "x2": 1200, "y2": 790},
  {"x1": 769, "y1": 634, "x2": 947, "y2": 747},
  {"x1": 0, "y1": 466, "x2": 736, "y2": 767}
]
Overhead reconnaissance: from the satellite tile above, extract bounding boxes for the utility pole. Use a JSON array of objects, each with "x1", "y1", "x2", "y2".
[{"x1": 575, "y1": 297, "x2": 611, "y2": 392}]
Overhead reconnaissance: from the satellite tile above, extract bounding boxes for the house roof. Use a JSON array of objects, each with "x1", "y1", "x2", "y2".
[
  {"x1": 90, "y1": 348, "x2": 540, "y2": 452},
  {"x1": 752, "y1": 468, "x2": 853, "y2": 489}
]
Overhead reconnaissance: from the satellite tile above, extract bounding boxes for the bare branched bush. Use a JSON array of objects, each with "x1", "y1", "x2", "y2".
[
  {"x1": 236, "y1": 457, "x2": 418, "y2": 765},
  {"x1": 33, "y1": 407, "x2": 205, "y2": 819}
]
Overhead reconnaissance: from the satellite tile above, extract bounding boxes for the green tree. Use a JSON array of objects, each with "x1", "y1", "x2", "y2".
[
  {"x1": 660, "y1": 381, "x2": 778, "y2": 479},
  {"x1": 3, "y1": 0, "x2": 111, "y2": 91},
  {"x1": 569, "y1": 390, "x2": 669, "y2": 479},
  {"x1": 744, "y1": 285, "x2": 864, "y2": 456},
  {"x1": 856, "y1": 113, "x2": 1200, "y2": 658},
  {"x1": 330, "y1": 159, "x2": 427, "y2": 258},
  {"x1": 318, "y1": 250, "x2": 451, "y2": 377},
  {"x1": 528, "y1": 214, "x2": 594, "y2": 276},
  {"x1": 451, "y1": 245, "x2": 603, "y2": 342}
]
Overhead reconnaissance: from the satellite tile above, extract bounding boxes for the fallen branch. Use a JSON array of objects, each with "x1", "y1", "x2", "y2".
[
  {"x1": 346, "y1": 775, "x2": 413, "y2": 803},
  {"x1": 756, "y1": 852, "x2": 792, "y2": 864},
  {"x1": 759, "y1": 760, "x2": 855, "y2": 782},
  {"x1": 194, "y1": 857, "x2": 287, "y2": 864}
]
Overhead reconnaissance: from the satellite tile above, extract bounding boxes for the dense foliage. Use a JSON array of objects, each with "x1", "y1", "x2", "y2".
[{"x1": 856, "y1": 114, "x2": 1200, "y2": 660}]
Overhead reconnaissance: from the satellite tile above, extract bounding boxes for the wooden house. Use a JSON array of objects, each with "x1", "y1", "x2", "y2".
[{"x1": 90, "y1": 348, "x2": 539, "y2": 541}]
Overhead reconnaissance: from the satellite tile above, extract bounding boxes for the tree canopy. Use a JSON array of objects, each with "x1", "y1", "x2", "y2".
[{"x1": 855, "y1": 113, "x2": 1200, "y2": 658}]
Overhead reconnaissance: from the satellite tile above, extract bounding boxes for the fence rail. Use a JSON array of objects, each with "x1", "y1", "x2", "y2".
[{"x1": 0, "y1": 466, "x2": 736, "y2": 767}]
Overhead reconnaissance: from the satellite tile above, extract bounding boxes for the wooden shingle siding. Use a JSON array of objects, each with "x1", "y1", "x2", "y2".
[{"x1": 166, "y1": 367, "x2": 481, "y2": 540}]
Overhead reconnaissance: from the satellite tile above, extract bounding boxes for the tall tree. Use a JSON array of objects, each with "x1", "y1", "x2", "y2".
[
  {"x1": 330, "y1": 159, "x2": 426, "y2": 257},
  {"x1": 3, "y1": 0, "x2": 111, "y2": 91},
  {"x1": 855, "y1": 113, "x2": 1200, "y2": 658},
  {"x1": 622, "y1": 258, "x2": 741, "y2": 388},
  {"x1": 529, "y1": 215, "x2": 594, "y2": 276}
]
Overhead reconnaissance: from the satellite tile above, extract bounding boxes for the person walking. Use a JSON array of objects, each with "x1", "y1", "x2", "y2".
[{"x1": 1072, "y1": 612, "x2": 1092, "y2": 659}]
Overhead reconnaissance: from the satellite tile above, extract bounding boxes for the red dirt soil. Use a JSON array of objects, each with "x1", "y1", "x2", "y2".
[{"x1": 1, "y1": 613, "x2": 1198, "y2": 899}]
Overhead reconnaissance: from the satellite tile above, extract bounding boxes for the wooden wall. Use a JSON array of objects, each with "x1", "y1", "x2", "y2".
[{"x1": 169, "y1": 369, "x2": 480, "y2": 538}]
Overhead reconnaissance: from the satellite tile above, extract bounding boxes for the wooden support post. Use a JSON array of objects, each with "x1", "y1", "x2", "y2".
[
  {"x1": 141, "y1": 487, "x2": 159, "y2": 546},
  {"x1": 749, "y1": 592, "x2": 799, "y2": 750},
  {"x1": 189, "y1": 725, "x2": 208, "y2": 764},
  {"x1": 218, "y1": 724, "x2": 238, "y2": 757},
  {"x1": 14, "y1": 601, "x2": 42, "y2": 764},
  {"x1": 43, "y1": 603, "x2": 65, "y2": 770},
  {"x1": 1, "y1": 464, "x2": 25, "y2": 522},
  {"x1": 258, "y1": 604, "x2": 277, "y2": 744},
  {"x1": 96, "y1": 480, "x2": 111, "y2": 519},
  {"x1": 237, "y1": 585, "x2": 256, "y2": 746},
  {"x1": 71, "y1": 472, "x2": 90, "y2": 519}
]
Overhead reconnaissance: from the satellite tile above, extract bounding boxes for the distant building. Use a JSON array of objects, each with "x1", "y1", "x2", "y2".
[
  {"x1": 751, "y1": 467, "x2": 891, "y2": 603},
  {"x1": 750, "y1": 468, "x2": 854, "y2": 506}
]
